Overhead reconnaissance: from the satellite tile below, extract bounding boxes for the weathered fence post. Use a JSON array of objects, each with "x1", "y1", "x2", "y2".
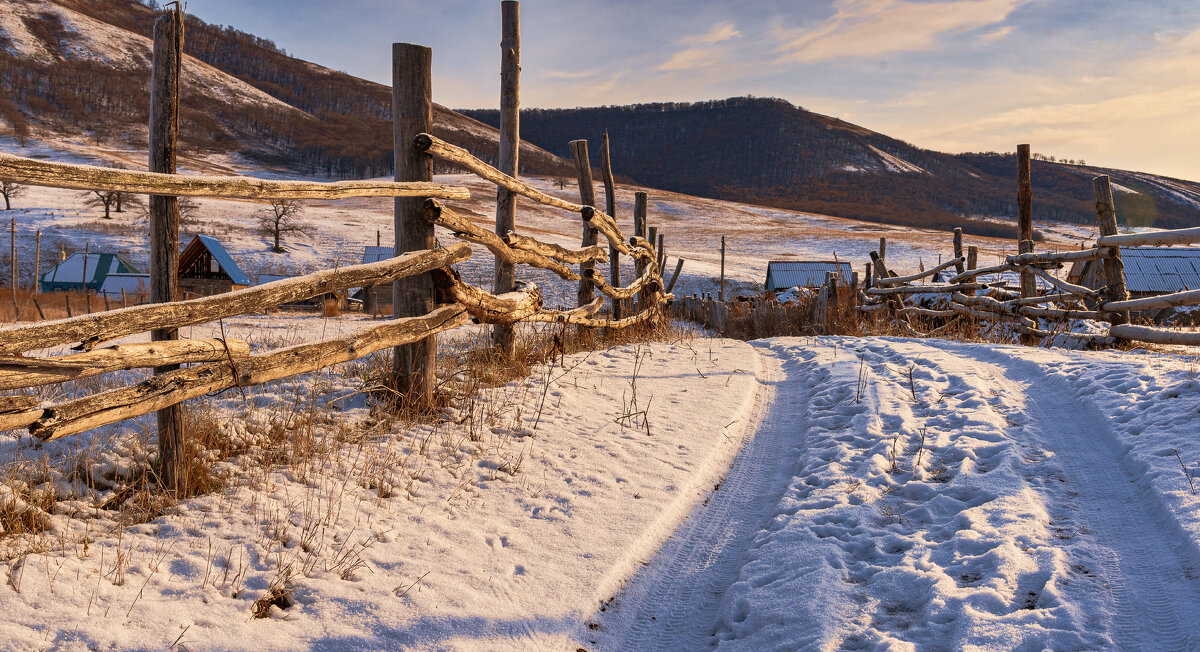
[
  {"x1": 492, "y1": 1, "x2": 520, "y2": 355},
  {"x1": 1093, "y1": 175, "x2": 1130, "y2": 326},
  {"x1": 633, "y1": 191, "x2": 648, "y2": 311},
  {"x1": 966, "y1": 245, "x2": 978, "y2": 270},
  {"x1": 719, "y1": 235, "x2": 726, "y2": 302},
  {"x1": 878, "y1": 237, "x2": 887, "y2": 267},
  {"x1": 952, "y1": 227, "x2": 965, "y2": 275},
  {"x1": 657, "y1": 232, "x2": 665, "y2": 273},
  {"x1": 149, "y1": 6, "x2": 185, "y2": 493},
  {"x1": 1017, "y1": 145, "x2": 1035, "y2": 297},
  {"x1": 392, "y1": 43, "x2": 437, "y2": 405},
  {"x1": 599, "y1": 131, "x2": 621, "y2": 319},
  {"x1": 569, "y1": 139, "x2": 597, "y2": 307}
]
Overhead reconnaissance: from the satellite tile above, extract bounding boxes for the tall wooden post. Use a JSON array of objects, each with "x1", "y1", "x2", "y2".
[
  {"x1": 633, "y1": 191, "x2": 648, "y2": 311},
  {"x1": 149, "y1": 7, "x2": 185, "y2": 493},
  {"x1": 719, "y1": 235, "x2": 726, "y2": 301},
  {"x1": 392, "y1": 43, "x2": 436, "y2": 405},
  {"x1": 952, "y1": 227, "x2": 964, "y2": 275},
  {"x1": 1094, "y1": 175, "x2": 1130, "y2": 326},
  {"x1": 1017, "y1": 145, "x2": 1035, "y2": 297},
  {"x1": 599, "y1": 131, "x2": 621, "y2": 319},
  {"x1": 966, "y1": 245, "x2": 978, "y2": 270},
  {"x1": 569, "y1": 139, "x2": 597, "y2": 307},
  {"x1": 493, "y1": 1, "x2": 520, "y2": 355},
  {"x1": 657, "y1": 233, "x2": 665, "y2": 273},
  {"x1": 878, "y1": 237, "x2": 887, "y2": 266}
]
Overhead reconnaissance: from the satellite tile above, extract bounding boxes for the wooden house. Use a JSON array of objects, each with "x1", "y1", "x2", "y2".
[
  {"x1": 1069, "y1": 246, "x2": 1200, "y2": 322},
  {"x1": 178, "y1": 235, "x2": 251, "y2": 297},
  {"x1": 355, "y1": 246, "x2": 395, "y2": 315}
]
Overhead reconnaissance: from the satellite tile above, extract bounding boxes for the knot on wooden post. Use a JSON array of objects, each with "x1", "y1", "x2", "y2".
[
  {"x1": 583, "y1": 268, "x2": 597, "y2": 279},
  {"x1": 580, "y1": 205, "x2": 596, "y2": 222},
  {"x1": 413, "y1": 133, "x2": 434, "y2": 152}
]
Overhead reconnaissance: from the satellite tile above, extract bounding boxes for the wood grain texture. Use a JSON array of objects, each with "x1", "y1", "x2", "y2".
[
  {"x1": 0, "y1": 339, "x2": 249, "y2": 391},
  {"x1": 494, "y1": 0, "x2": 520, "y2": 354}
]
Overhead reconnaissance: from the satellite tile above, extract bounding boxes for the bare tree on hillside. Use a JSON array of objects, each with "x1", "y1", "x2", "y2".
[
  {"x1": 0, "y1": 181, "x2": 24, "y2": 210},
  {"x1": 258, "y1": 199, "x2": 308, "y2": 253},
  {"x1": 82, "y1": 190, "x2": 119, "y2": 219}
]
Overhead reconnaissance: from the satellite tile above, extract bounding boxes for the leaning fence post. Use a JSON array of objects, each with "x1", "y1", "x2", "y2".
[
  {"x1": 492, "y1": 1, "x2": 520, "y2": 355},
  {"x1": 634, "y1": 191, "x2": 648, "y2": 311},
  {"x1": 569, "y1": 139, "x2": 597, "y2": 307},
  {"x1": 392, "y1": 42, "x2": 437, "y2": 405},
  {"x1": 1093, "y1": 175, "x2": 1130, "y2": 326},
  {"x1": 149, "y1": 6, "x2": 186, "y2": 494},
  {"x1": 599, "y1": 131, "x2": 621, "y2": 319},
  {"x1": 952, "y1": 227, "x2": 965, "y2": 275}
]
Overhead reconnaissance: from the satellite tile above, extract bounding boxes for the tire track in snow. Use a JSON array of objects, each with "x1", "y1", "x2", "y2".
[
  {"x1": 598, "y1": 340, "x2": 825, "y2": 650},
  {"x1": 968, "y1": 345, "x2": 1200, "y2": 652}
]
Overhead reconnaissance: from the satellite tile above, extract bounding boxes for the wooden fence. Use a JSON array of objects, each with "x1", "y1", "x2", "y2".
[
  {"x1": 0, "y1": 3, "x2": 672, "y2": 493},
  {"x1": 855, "y1": 155, "x2": 1200, "y2": 347}
]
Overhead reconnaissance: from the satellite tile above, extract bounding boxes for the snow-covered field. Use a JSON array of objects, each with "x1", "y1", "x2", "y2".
[{"x1": 4, "y1": 336, "x2": 1200, "y2": 649}]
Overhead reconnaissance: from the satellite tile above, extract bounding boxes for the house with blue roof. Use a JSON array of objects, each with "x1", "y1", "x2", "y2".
[
  {"x1": 178, "y1": 234, "x2": 251, "y2": 297},
  {"x1": 765, "y1": 261, "x2": 853, "y2": 292}
]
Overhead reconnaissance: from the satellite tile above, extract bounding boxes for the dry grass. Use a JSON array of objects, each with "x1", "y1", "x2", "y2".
[{"x1": 0, "y1": 287, "x2": 140, "y2": 323}]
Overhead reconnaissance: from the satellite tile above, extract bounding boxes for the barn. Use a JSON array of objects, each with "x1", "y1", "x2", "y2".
[
  {"x1": 1069, "y1": 246, "x2": 1200, "y2": 322},
  {"x1": 40, "y1": 252, "x2": 140, "y2": 293},
  {"x1": 178, "y1": 235, "x2": 251, "y2": 297},
  {"x1": 765, "y1": 261, "x2": 853, "y2": 292}
]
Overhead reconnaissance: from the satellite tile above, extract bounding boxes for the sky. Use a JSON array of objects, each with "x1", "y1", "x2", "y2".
[{"x1": 185, "y1": 0, "x2": 1200, "y2": 181}]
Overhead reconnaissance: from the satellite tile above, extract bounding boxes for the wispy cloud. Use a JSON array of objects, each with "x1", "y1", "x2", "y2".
[
  {"x1": 656, "y1": 21, "x2": 742, "y2": 71},
  {"x1": 772, "y1": 0, "x2": 1028, "y2": 64}
]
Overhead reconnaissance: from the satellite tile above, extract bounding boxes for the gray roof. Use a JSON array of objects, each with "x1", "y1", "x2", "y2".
[
  {"x1": 98, "y1": 273, "x2": 150, "y2": 297},
  {"x1": 1120, "y1": 247, "x2": 1200, "y2": 294},
  {"x1": 766, "y1": 261, "x2": 853, "y2": 290},
  {"x1": 256, "y1": 273, "x2": 291, "y2": 285},
  {"x1": 195, "y1": 235, "x2": 252, "y2": 286},
  {"x1": 363, "y1": 246, "x2": 394, "y2": 264}
]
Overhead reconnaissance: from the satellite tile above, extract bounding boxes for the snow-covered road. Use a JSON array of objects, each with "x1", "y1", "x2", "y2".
[{"x1": 600, "y1": 338, "x2": 1200, "y2": 650}]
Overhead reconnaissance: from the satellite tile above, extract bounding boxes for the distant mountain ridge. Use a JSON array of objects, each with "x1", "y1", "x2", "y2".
[
  {"x1": 0, "y1": 0, "x2": 572, "y2": 178},
  {"x1": 462, "y1": 98, "x2": 1200, "y2": 237}
]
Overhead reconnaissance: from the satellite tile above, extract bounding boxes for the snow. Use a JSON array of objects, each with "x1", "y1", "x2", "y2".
[
  {"x1": 600, "y1": 337, "x2": 1200, "y2": 650},
  {"x1": 867, "y1": 145, "x2": 928, "y2": 175}
]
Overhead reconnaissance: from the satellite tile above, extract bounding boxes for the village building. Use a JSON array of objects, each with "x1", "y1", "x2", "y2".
[
  {"x1": 178, "y1": 234, "x2": 251, "y2": 297},
  {"x1": 1069, "y1": 246, "x2": 1200, "y2": 322},
  {"x1": 765, "y1": 260, "x2": 853, "y2": 292},
  {"x1": 355, "y1": 245, "x2": 395, "y2": 315},
  {"x1": 39, "y1": 252, "x2": 140, "y2": 293}
]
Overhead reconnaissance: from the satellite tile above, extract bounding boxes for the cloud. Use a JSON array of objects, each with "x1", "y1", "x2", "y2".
[
  {"x1": 979, "y1": 25, "x2": 1014, "y2": 42},
  {"x1": 773, "y1": 0, "x2": 1028, "y2": 63},
  {"x1": 656, "y1": 21, "x2": 742, "y2": 71}
]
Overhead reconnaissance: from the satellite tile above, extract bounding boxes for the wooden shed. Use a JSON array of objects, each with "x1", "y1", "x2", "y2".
[
  {"x1": 178, "y1": 235, "x2": 251, "y2": 297},
  {"x1": 765, "y1": 261, "x2": 853, "y2": 292}
]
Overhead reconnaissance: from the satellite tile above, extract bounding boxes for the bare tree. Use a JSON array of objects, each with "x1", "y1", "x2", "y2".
[
  {"x1": 258, "y1": 199, "x2": 308, "y2": 253},
  {"x1": 554, "y1": 175, "x2": 568, "y2": 190},
  {"x1": 0, "y1": 181, "x2": 23, "y2": 210},
  {"x1": 82, "y1": 190, "x2": 120, "y2": 219},
  {"x1": 178, "y1": 197, "x2": 201, "y2": 231}
]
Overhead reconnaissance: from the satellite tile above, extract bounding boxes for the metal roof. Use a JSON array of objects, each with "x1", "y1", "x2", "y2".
[
  {"x1": 765, "y1": 261, "x2": 853, "y2": 290},
  {"x1": 98, "y1": 273, "x2": 150, "y2": 297},
  {"x1": 193, "y1": 235, "x2": 251, "y2": 286},
  {"x1": 256, "y1": 273, "x2": 292, "y2": 285},
  {"x1": 363, "y1": 246, "x2": 394, "y2": 264},
  {"x1": 41, "y1": 252, "x2": 139, "y2": 290},
  {"x1": 1120, "y1": 247, "x2": 1200, "y2": 294}
]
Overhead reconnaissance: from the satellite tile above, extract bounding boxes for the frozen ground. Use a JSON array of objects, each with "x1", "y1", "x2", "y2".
[{"x1": 3, "y1": 335, "x2": 1200, "y2": 650}]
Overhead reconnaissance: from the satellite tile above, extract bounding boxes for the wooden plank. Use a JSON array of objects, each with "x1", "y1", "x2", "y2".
[
  {"x1": 1094, "y1": 176, "x2": 1130, "y2": 326},
  {"x1": 570, "y1": 140, "x2": 598, "y2": 307},
  {"x1": 503, "y1": 232, "x2": 607, "y2": 265},
  {"x1": 0, "y1": 244, "x2": 470, "y2": 355},
  {"x1": 493, "y1": 0, "x2": 520, "y2": 355},
  {"x1": 0, "y1": 339, "x2": 249, "y2": 390},
  {"x1": 1109, "y1": 324, "x2": 1200, "y2": 346},
  {"x1": 1005, "y1": 249, "x2": 1106, "y2": 266},
  {"x1": 875, "y1": 257, "x2": 964, "y2": 286},
  {"x1": 424, "y1": 200, "x2": 577, "y2": 280},
  {"x1": 30, "y1": 306, "x2": 469, "y2": 441},
  {"x1": 1098, "y1": 226, "x2": 1200, "y2": 247},
  {"x1": 392, "y1": 43, "x2": 438, "y2": 405},
  {"x1": 431, "y1": 269, "x2": 542, "y2": 325},
  {"x1": 149, "y1": 7, "x2": 184, "y2": 493},
  {"x1": 0, "y1": 154, "x2": 468, "y2": 201},
  {"x1": 1102, "y1": 288, "x2": 1200, "y2": 312}
]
